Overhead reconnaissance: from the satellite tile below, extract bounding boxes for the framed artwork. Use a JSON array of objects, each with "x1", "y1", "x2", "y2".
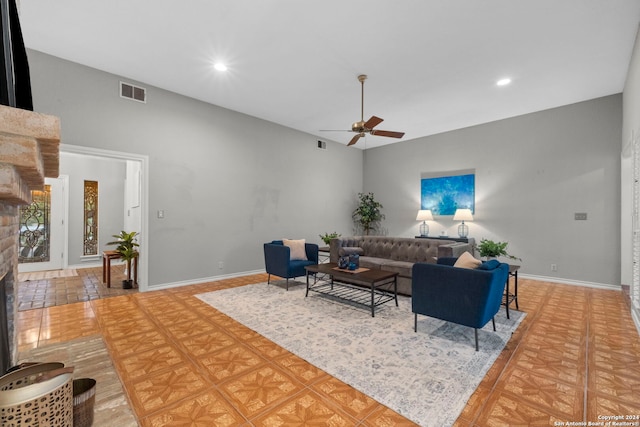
[{"x1": 420, "y1": 170, "x2": 475, "y2": 215}]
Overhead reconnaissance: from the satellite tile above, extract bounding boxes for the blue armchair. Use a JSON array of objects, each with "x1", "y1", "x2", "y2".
[
  {"x1": 412, "y1": 257, "x2": 509, "y2": 350},
  {"x1": 264, "y1": 240, "x2": 319, "y2": 290}
]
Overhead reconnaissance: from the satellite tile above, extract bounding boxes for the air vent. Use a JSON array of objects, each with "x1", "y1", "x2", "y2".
[
  {"x1": 317, "y1": 140, "x2": 327, "y2": 150},
  {"x1": 120, "y1": 82, "x2": 146, "y2": 103}
]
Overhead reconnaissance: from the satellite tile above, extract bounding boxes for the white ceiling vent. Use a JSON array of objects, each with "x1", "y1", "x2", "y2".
[{"x1": 120, "y1": 82, "x2": 146, "y2": 103}]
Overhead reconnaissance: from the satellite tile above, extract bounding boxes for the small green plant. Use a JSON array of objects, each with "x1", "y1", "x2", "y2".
[
  {"x1": 319, "y1": 232, "x2": 341, "y2": 245},
  {"x1": 475, "y1": 238, "x2": 520, "y2": 261},
  {"x1": 107, "y1": 231, "x2": 139, "y2": 287},
  {"x1": 352, "y1": 192, "x2": 385, "y2": 235},
  {"x1": 107, "y1": 231, "x2": 139, "y2": 257}
]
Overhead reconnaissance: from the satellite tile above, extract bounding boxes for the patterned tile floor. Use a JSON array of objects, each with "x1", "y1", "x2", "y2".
[
  {"x1": 16, "y1": 269, "x2": 640, "y2": 426},
  {"x1": 17, "y1": 265, "x2": 135, "y2": 310}
]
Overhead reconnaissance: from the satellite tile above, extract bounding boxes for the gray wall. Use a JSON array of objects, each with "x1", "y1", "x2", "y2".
[
  {"x1": 28, "y1": 49, "x2": 623, "y2": 288},
  {"x1": 28, "y1": 50, "x2": 362, "y2": 287},
  {"x1": 364, "y1": 95, "x2": 622, "y2": 287},
  {"x1": 622, "y1": 25, "x2": 640, "y2": 287},
  {"x1": 621, "y1": 25, "x2": 640, "y2": 331},
  {"x1": 59, "y1": 153, "x2": 126, "y2": 265}
]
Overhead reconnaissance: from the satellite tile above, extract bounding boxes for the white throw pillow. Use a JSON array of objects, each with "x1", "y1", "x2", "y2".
[
  {"x1": 453, "y1": 251, "x2": 481, "y2": 269},
  {"x1": 283, "y1": 239, "x2": 308, "y2": 260}
]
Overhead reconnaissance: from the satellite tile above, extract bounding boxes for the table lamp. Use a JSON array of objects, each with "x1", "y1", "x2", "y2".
[
  {"x1": 416, "y1": 210, "x2": 433, "y2": 237},
  {"x1": 453, "y1": 208, "x2": 473, "y2": 238}
]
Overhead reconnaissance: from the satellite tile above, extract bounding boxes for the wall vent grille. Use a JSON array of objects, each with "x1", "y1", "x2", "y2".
[{"x1": 120, "y1": 82, "x2": 146, "y2": 103}]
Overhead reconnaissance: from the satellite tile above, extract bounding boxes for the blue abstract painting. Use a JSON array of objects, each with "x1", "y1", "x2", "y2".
[{"x1": 421, "y1": 172, "x2": 475, "y2": 215}]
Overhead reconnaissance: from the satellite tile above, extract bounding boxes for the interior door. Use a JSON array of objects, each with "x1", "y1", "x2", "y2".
[{"x1": 18, "y1": 176, "x2": 67, "y2": 273}]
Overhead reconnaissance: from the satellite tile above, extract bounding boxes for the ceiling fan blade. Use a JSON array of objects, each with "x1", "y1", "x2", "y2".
[
  {"x1": 347, "y1": 134, "x2": 362, "y2": 146},
  {"x1": 370, "y1": 130, "x2": 405, "y2": 138},
  {"x1": 363, "y1": 116, "x2": 383, "y2": 130}
]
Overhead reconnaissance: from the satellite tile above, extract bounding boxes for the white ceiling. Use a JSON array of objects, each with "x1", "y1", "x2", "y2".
[{"x1": 18, "y1": 0, "x2": 640, "y2": 149}]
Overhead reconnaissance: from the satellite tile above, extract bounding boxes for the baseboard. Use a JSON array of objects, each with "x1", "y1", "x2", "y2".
[
  {"x1": 519, "y1": 273, "x2": 620, "y2": 291},
  {"x1": 68, "y1": 264, "x2": 264, "y2": 293},
  {"x1": 632, "y1": 308, "x2": 640, "y2": 337},
  {"x1": 145, "y1": 269, "x2": 266, "y2": 292},
  {"x1": 68, "y1": 262, "x2": 110, "y2": 270}
]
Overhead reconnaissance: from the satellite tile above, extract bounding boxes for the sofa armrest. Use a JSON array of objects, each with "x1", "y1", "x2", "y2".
[
  {"x1": 329, "y1": 237, "x2": 363, "y2": 263},
  {"x1": 437, "y1": 242, "x2": 473, "y2": 258}
]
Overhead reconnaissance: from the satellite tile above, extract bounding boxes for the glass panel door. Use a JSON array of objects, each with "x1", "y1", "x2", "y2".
[
  {"x1": 18, "y1": 177, "x2": 66, "y2": 272},
  {"x1": 19, "y1": 184, "x2": 51, "y2": 263}
]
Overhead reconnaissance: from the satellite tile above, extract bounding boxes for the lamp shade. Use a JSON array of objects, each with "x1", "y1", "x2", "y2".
[
  {"x1": 453, "y1": 208, "x2": 473, "y2": 221},
  {"x1": 416, "y1": 210, "x2": 434, "y2": 221}
]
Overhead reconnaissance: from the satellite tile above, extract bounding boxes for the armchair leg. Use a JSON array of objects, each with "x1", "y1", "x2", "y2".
[
  {"x1": 474, "y1": 328, "x2": 479, "y2": 351},
  {"x1": 492, "y1": 317, "x2": 496, "y2": 331},
  {"x1": 267, "y1": 274, "x2": 271, "y2": 285},
  {"x1": 286, "y1": 278, "x2": 289, "y2": 291},
  {"x1": 414, "y1": 313, "x2": 417, "y2": 332}
]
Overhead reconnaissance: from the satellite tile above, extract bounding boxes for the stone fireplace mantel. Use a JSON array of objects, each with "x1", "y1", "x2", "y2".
[
  {"x1": 0, "y1": 105, "x2": 60, "y2": 205},
  {"x1": 0, "y1": 104, "x2": 60, "y2": 372}
]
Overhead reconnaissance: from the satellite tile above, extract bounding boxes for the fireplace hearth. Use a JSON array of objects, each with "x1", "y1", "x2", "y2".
[{"x1": 0, "y1": 105, "x2": 60, "y2": 372}]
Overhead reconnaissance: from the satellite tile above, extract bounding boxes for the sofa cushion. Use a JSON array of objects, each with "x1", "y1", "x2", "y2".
[
  {"x1": 358, "y1": 256, "x2": 386, "y2": 270},
  {"x1": 391, "y1": 240, "x2": 434, "y2": 263},
  {"x1": 283, "y1": 239, "x2": 307, "y2": 260},
  {"x1": 453, "y1": 251, "x2": 481, "y2": 269},
  {"x1": 379, "y1": 260, "x2": 414, "y2": 278}
]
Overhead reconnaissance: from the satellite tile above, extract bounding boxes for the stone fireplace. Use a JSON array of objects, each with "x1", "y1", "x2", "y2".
[{"x1": 0, "y1": 104, "x2": 60, "y2": 372}]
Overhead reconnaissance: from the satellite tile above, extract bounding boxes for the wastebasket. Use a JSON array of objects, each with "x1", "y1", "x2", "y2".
[
  {"x1": 73, "y1": 378, "x2": 96, "y2": 427},
  {"x1": 0, "y1": 362, "x2": 74, "y2": 426}
]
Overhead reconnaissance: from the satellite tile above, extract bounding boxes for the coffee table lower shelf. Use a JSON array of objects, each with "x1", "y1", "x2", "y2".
[{"x1": 305, "y1": 263, "x2": 398, "y2": 317}]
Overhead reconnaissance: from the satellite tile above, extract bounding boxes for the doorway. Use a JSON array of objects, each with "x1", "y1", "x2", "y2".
[
  {"x1": 60, "y1": 144, "x2": 149, "y2": 291},
  {"x1": 18, "y1": 176, "x2": 68, "y2": 273}
]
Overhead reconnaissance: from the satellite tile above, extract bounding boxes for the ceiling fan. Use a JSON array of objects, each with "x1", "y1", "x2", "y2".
[{"x1": 322, "y1": 74, "x2": 405, "y2": 146}]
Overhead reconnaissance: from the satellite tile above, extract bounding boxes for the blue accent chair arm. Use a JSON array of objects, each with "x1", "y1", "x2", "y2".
[
  {"x1": 264, "y1": 242, "x2": 291, "y2": 279},
  {"x1": 305, "y1": 243, "x2": 319, "y2": 264}
]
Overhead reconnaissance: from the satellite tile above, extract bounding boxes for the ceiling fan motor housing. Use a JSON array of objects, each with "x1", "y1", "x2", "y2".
[{"x1": 352, "y1": 121, "x2": 366, "y2": 132}]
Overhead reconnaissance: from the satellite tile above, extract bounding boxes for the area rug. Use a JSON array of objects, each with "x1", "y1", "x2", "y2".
[
  {"x1": 197, "y1": 282, "x2": 525, "y2": 426},
  {"x1": 18, "y1": 268, "x2": 78, "y2": 281}
]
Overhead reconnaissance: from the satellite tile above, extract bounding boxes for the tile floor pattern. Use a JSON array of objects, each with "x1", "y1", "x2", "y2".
[
  {"x1": 17, "y1": 265, "x2": 136, "y2": 310},
  {"x1": 15, "y1": 270, "x2": 640, "y2": 426}
]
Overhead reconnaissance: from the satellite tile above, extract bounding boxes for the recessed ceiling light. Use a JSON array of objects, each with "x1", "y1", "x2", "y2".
[
  {"x1": 214, "y1": 63, "x2": 228, "y2": 72},
  {"x1": 496, "y1": 78, "x2": 511, "y2": 86}
]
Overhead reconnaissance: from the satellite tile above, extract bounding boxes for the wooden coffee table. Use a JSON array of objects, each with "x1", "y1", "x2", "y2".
[{"x1": 305, "y1": 263, "x2": 398, "y2": 317}]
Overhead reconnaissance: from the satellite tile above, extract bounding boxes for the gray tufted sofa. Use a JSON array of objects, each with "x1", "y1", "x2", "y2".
[{"x1": 329, "y1": 236, "x2": 473, "y2": 296}]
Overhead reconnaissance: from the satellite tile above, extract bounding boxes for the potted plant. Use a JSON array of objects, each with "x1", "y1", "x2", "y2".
[
  {"x1": 319, "y1": 232, "x2": 341, "y2": 246},
  {"x1": 107, "y1": 231, "x2": 139, "y2": 289},
  {"x1": 352, "y1": 192, "x2": 385, "y2": 235},
  {"x1": 475, "y1": 238, "x2": 521, "y2": 261}
]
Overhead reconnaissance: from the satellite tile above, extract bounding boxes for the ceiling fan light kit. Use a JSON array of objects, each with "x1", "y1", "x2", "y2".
[{"x1": 323, "y1": 74, "x2": 405, "y2": 147}]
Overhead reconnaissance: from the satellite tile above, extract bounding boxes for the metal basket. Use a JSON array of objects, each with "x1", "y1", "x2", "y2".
[{"x1": 0, "y1": 362, "x2": 74, "y2": 427}]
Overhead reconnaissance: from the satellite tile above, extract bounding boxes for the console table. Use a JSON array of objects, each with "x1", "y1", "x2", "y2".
[
  {"x1": 504, "y1": 264, "x2": 520, "y2": 319},
  {"x1": 102, "y1": 250, "x2": 138, "y2": 288},
  {"x1": 305, "y1": 263, "x2": 398, "y2": 317},
  {"x1": 415, "y1": 236, "x2": 475, "y2": 244}
]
